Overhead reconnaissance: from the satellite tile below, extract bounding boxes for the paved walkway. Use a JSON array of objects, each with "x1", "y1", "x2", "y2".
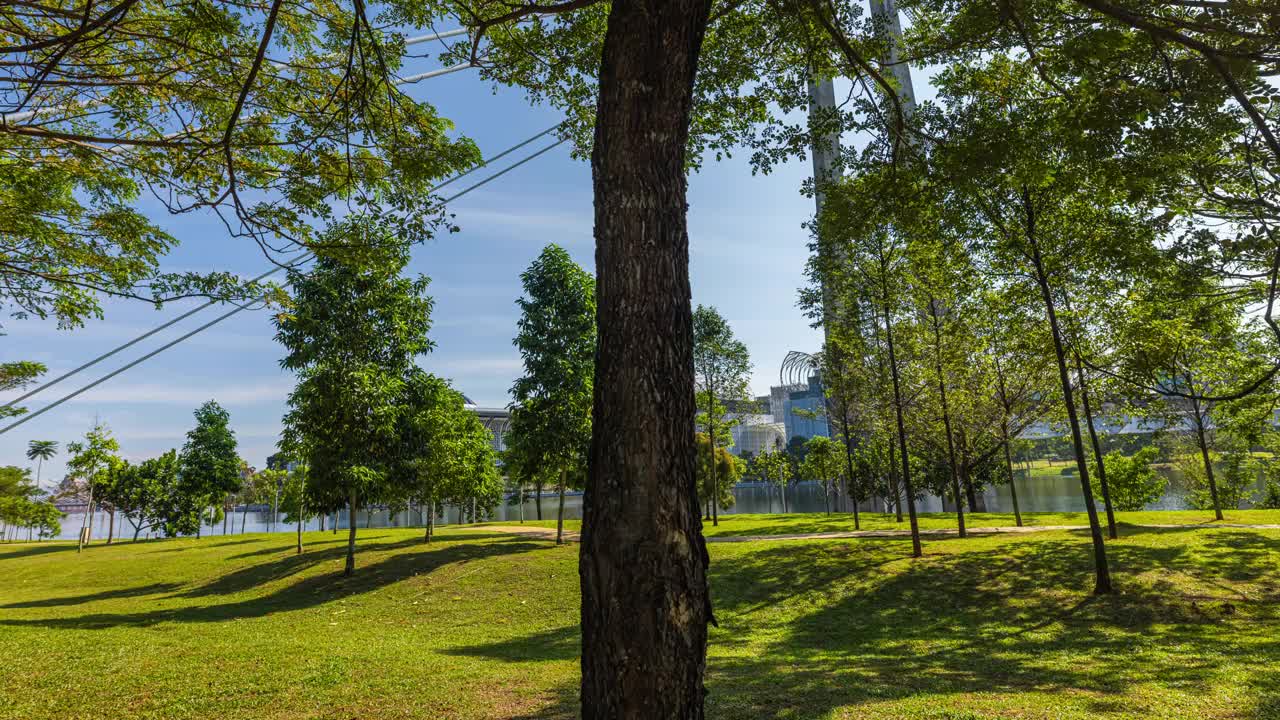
[{"x1": 485, "y1": 522, "x2": 1280, "y2": 545}]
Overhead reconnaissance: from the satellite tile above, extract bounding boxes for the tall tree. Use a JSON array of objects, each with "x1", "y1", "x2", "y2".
[
  {"x1": 507, "y1": 244, "x2": 595, "y2": 546},
  {"x1": 799, "y1": 436, "x2": 843, "y2": 516},
  {"x1": 65, "y1": 423, "x2": 119, "y2": 552},
  {"x1": 1113, "y1": 274, "x2": 1273, "y2": 521},
  {"x1": 397, "y1": 370, "x2": 503, "y2": 543},
  {"x1": 25, "y1": 440, "x2": 58, "y2": 490},
  {"x1": 277, "y1": 217, "x2": 432, "y2": 577},
  {"x1": 178, "y1": 400, "x2": 241, "y2": 538},
  {"x1": 754, "y1": 447, "x2": 794, "y2": 514},
  {"x1": 692, "y1": 304, "x2": 752, "y2": 528},
  {"x1": 694, "y1": 433, "x2": 741, "y2": 516}
]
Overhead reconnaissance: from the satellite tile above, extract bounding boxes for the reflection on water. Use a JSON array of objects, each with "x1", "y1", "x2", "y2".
[{"x1": 36, "y1": 466, "x2": 1267, "y2": 541}]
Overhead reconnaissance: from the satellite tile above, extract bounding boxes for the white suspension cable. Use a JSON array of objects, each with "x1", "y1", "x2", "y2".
[{"x1": 0, "y1": 128, "x2": 568, "y2": 436}]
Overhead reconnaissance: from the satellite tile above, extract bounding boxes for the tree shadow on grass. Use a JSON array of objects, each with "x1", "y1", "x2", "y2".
[
  {"x1": 701, "y1": 532, "x2": 1280, "y2": 719},
  {"x1": 151, "y1": 537, "x2": 265, "y2": 552},
  {"x1": 446, "y1": 627, "x2": 580, "y2": 719},
  {"x1": 446, "y1": 625, "x2": 579, "y2": 664},
  {"x1": 0, "y1": 543, "x2": 76, "y2": 560},
  {"x1": 0, "y1": 536, "x2": 544, "y2": 630},
  {"x1": 0, "y1": 582, "x2": 183, "y2": 609}
]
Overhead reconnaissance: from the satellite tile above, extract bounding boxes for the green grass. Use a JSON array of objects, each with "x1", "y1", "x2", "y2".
[{"x1": 3, "y1": 523, "x2": 1280, "y2": 719}]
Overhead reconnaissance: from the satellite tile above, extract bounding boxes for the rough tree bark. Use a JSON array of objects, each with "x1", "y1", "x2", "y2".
[{"x1": 579, "y1": 0, "x2": 714, "y2": 715}]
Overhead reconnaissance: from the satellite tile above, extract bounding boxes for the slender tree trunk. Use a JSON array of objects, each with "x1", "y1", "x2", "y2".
[
  {"x1": 1001, "y1": 422, "x2": 1023, "y2": 527},
  {"x1": 888, "y1": 438, "x2": 903, "y2": 523},
  {"x1": 296, "y1": 497, "x2": 304, "y2": 555},
  {"x1": 319, "y1": 513, "x2": 325, "y2": 532},
  {"x1": 963, "y1": 465, "x2": 979, "y2": 513},
  {"x1": 557, "y1": 468, "x2": 567, "y2": 546},
  {"x1": 1075, "y1": 353, "x2": 1117, "y2": 539},
  {"x1": 241, "y1": 504, "x2": 248, "y2": 534},
  {"x1": 223, "y1": 498, "x2": 229, "y2": 536},
  {"x1": 535, "y1": 479, "x2": 544, "y2": 521},
  {"x1": 883, "y1": 301, "x2": 922, "y2": 557},
  {"x1": 580, "y1": 2, "x2": 714, "y2": 713},
  {"x1": 78, "y1": 483, "x2": 95, "y2": 553},
  {"x1": 708, "y1": 406, "x2": 719, "y2": 527},
  {"x1": 428, "y1": 500, "x2": 435, "y2": 543},
  {"x1": 344, "y1": 492, "x2": 357, "y2": 577},
  {"x1": 1025, "y1": 201, "x2": 1111, "y2": 594},
  {"x1": 107, "y1": 507, "x2": 115, "y2": 544},
  {"x1": 333, "y1": 511, "x2": 338, "y2": 534},
  {"x1": 1193, "y1": 409, "x2": 1225, "y2": 520},
  {"x1": 844, "y1": 429, "x2": 861, "y2": 530},
  {"x1": 930, "y1": 306, "x2": 966, "y2": 539}
]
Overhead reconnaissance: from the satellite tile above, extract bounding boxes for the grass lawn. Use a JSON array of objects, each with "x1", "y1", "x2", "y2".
[
  {"x1": 2, "y1": 523, "x2": 1279, "y2": 719},
  {"x1": 480, "y1": 509, "x2": 1280, "y2": 538}
]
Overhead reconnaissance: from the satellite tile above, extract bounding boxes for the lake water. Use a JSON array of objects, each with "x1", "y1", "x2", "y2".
[{"x1": 32, "y1": 465, "x2": 1265, "y2": 542}]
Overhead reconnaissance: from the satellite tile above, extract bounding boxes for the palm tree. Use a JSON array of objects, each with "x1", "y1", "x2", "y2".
[{"x1": 26, "y1": 440, "x2": 58, "y2": 490}]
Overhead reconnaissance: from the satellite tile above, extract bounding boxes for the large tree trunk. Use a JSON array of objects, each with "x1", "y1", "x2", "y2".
[
  {"x1": 557, "y1": 468, "x2": 568, "y2": 546},
  {"x1": 344, "y1": 493, "x2": 357, "y2": 577},
  {"x1": 580, "y1": 1, "x2": 714, "y2": 714},
  {"x1": 1025, "y1": 199, "x2": 1111, "y2": 594},
  {"x1": 1075, "y1": 353, "x2": 1117, "y2": 538}
]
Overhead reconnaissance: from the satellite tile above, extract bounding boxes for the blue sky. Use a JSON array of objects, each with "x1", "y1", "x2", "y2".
[{"x1": 0, "y1": 52, "x2": 894, "y2": 486}]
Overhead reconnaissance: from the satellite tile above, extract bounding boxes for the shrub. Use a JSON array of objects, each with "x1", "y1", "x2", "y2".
[{"x1": 1089, "y1": 446, "x2": 1166, "y2": 511}]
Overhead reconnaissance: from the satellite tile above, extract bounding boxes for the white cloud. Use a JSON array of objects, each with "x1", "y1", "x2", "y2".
[{"x1": 450, "y1": 205, "x2": 593, "y2": 241}]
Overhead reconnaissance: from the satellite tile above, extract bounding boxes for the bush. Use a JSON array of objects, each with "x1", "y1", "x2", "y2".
[
  {"x1": 1184, "y1": 451, "x2": 1257, "y2": 511},
  {"x1": 1089, "y1": 446, "x2": 1166, "y2": 511},
  {"x1": 1257, "y1": 479, "x2": 1280, "y2": 510}
]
